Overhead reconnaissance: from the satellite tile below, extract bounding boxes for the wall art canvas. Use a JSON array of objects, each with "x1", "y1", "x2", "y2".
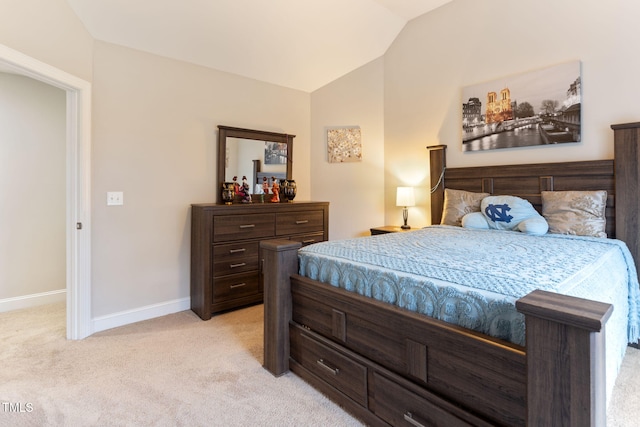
[
  {"x1": 327, "y1": 127, "x2": 362, "y2": 163},
  {"x1": 462, "y1": 61, "x2": 581, "y2": 152}
]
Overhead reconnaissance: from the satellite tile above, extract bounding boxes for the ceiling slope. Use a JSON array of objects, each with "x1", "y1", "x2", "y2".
[{"x1": 65, "y1": 0, "x2": 452, "y2": 92}]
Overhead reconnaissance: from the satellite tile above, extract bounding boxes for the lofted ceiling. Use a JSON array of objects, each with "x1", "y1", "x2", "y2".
[{"x1": 65, "y1": 0, "x2": 452, "y2": 92}]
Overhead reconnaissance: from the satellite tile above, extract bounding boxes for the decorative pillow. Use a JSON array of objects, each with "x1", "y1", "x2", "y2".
[
  {"x1": 463, "y1": 211, "x2": 549, "y2": 236},
  {"x1": 461, "y1": 212, "x2": 489, "y2": 229},
  {"x1": 440, "y1": 188, "x2": 489, "y2": 227},
  {"x1": 463, "y1": 195, "x2": 548, "y2": 235},
  {"x1": 541, "y1": 191, "x2": 607, "y2": 238},
  {"x1": 516, "y1": 216, "x2": 549, "y2": 236}
]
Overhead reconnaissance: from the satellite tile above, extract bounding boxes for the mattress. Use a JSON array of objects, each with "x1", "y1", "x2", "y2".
[{"x1": 298, "y1": 226, "x2": 640, "y2": 402}]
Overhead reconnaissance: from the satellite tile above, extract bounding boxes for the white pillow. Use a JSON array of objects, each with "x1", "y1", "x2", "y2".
[
  {"x1": 462, "y1": 195, "x2": 548, "y2": 236},
  {"x1": 461, "y1": 212, "x2": 489, "y2": 229},
  {"x1": 516, "y1": 216, "x2": 549, "y2": 236}
]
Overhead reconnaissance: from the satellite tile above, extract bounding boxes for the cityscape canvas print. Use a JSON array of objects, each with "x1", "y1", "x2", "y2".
[{"x1": 461, "y1": 61, "x2": 581, "y2": 152}]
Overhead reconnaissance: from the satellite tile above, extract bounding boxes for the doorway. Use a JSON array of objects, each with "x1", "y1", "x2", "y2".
[{"x1": 0, "y1": 44, "x2": 91, "y2": 339}]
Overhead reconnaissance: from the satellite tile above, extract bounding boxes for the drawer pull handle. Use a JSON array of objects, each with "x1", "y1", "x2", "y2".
[
  {"x1": 295, "y1": 220, "x2": 309, "y2": 225},
  {"x1": 302, "y1": 239, "x2": 316, "y2": 244},
  {"x1": 229, "y1": 248, "x2": 246, "y2": 254},
  {"x1": 230, "y1": 263, "x2": 246, "y2": 269},
  {"x1": 230, "y1": 283, "x2": 246, "y2": 289},
  {"x1": 239, "y1": 224, "x2": 255, "y2": 229},
  {"x1": 403, "y1": 412, "x2": 426, "y2": 427},
  {"x1": 316, "y1": 359, "x2": 339, "y2": 375}
]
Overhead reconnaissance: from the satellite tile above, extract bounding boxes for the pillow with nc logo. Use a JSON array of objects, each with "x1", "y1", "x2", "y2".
[{"x1": 462, "y1": 195, "x2": 548, "y2": 235}]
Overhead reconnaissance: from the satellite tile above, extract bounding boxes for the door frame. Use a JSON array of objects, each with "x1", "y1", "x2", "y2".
[{"x1": 0, "y1": 44, "x2": 92, "y2": 339}]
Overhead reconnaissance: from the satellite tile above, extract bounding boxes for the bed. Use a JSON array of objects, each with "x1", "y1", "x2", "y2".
[{"x1": 260, "y1": 122, "x2": 640, "y2": 427}]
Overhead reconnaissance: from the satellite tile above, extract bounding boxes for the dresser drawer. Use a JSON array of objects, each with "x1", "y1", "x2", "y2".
[
  {"x1": 213, "y1": 241, "x2": 259, "y2": 261},
  {"x1": 276, "y1": 210, "x2": 324, "y2": 236},
  {"x1": 213, "y1": 242, "x2": 259, "y2": 276},
  {"x1": 291, "y1": 327, "x2": 367, "y2": 406},
  {"x1": 371, "y1": 372, "x2": 473, "y2": 427},
  {"x1": 213, "y1": 272, "x2": 260, "y2": 300},
  {"x1": 213, "y1": 256, "x2": 259, "y2": 276},
  {"x1": 289, "y1": 232, "x2": 325, "y2": 247},
  {"x1": 213, "y1": 214, "x2": 275, "y2": 242}
]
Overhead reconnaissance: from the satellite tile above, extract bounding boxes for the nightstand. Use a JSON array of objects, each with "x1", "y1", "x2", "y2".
[{"x1": 370, "y1": 226, "x2": 414, "y2": 235}]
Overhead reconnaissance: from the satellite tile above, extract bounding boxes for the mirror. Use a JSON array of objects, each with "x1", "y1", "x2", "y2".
[
  {"x1": 224, "y1": 137, "x2": 287, "y2": 189},
  {"x1": 217, "y1": 125, "x2": 294, "y2": 203}
]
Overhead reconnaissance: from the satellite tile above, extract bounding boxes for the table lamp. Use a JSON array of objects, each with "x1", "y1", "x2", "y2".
[{"x1": 396, "y1": 187, "x2": 415, "y2": 230}]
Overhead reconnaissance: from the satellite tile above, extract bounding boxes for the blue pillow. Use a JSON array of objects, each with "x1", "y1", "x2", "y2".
[{"x1": 462, "y1": 195, "x2": 548, "y2": 236}]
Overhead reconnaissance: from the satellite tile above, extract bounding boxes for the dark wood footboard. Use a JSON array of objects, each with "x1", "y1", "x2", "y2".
[
  {"x1": 517, "y1": 290, "x2": 612, "y2": 426},
  {"x1": 261, "y1": 240, "x2": 613, "y2": 427}
]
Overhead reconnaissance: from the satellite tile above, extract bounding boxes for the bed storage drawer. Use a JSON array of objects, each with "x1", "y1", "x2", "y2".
[
  {"x1": 371, "y1": 371, "x2": 473, "y2": 427},
  {"x1": 290, "y1": 326, "x2": 368, "y2": 407}
]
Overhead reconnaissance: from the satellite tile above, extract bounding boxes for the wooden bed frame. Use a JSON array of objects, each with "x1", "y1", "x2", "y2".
[{"x1": 260, "y1": 122, "x2": 640, "y2": 426}]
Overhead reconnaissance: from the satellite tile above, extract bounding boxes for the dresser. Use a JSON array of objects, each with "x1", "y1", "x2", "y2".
[{"x1": 190, "y1": 201, "x2": 329, "y2": 320}]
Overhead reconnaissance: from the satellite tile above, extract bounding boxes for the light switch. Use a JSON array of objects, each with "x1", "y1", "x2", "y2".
[{"x1": 107, "y1": 191, "x2": 124, "y2": 206}]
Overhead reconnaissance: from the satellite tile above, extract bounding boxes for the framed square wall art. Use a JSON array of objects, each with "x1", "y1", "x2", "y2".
[
  {"x1": 461, "y1": 61, "x2": 581, "y2": 152},
  {"x1": 327, "y1": 127, "x2": 362, "y2": 163}
]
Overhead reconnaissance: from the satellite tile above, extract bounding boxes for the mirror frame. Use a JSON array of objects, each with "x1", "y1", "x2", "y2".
[{"x1": 217, "y1": 125, "x2": 294, "y2": 204}]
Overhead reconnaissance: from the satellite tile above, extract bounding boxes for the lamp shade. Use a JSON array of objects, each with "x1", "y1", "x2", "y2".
[{"x1": 396, "y1": 187, "x2": 415, "y2": 207}]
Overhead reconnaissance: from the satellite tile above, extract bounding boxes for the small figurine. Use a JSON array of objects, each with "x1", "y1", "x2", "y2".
[
  {"x1": 262, "y1": 176, "x2": 270, "y2": 194},
  {"x1": 241, "y1": 176, "x2": 252, "y2": 203},
  {"x1": 233, "y1": 176, "x2": 242, "y2": 197},
  {"x1": 233, "y1": 177, "x2": 244, "y2": 197},
  {"x1": 270, "y1": 177, "x2": 280, "y2": 202}
]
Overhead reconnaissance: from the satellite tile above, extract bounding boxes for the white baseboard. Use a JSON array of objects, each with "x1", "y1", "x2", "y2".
[
  {"x1": 91, "y1": 297, "x2": 191, "y2": 335},
  {"x1": 0, "y1": 289, "x2": 66, "y2": 313}
]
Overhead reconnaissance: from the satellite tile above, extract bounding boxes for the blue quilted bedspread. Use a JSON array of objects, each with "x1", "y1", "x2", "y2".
[{"x1": 298, "y1": 226, "x2": 640, "y2": 349}]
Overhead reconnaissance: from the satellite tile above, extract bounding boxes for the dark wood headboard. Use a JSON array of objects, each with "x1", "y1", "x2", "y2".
[
  {"x1": 427, "y1": 146, "x2": 615, "y2": 237},
  {"x1": 428, "y1": 122, "x2": 640, "y2": 277}
]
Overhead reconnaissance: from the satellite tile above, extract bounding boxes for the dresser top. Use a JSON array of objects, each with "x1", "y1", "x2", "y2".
[{"x1": 192, "y1": 200, "x2": 329, "y2": 213}]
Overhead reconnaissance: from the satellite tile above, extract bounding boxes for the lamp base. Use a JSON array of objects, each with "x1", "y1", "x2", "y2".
[{"x1": 401, "y1": 206, "x2": 410, "y2": 230}]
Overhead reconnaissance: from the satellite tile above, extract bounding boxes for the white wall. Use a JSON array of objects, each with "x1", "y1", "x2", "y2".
[
  {"x1": 5, "y1": 0, "x2": 639, "y2": 329},
  {"x1": 0, "y1": 4, "x2": 312, "y2": 325},
  {"x1": 91, "y1": 41, "x2": 311, "y2": 317},
  {"x1": 0, "y1": 73, "x2": 66, "y2": 302},
  {"x1": 310, "y1": 58, "x2": 385, "y2": 239},
  {"x1": 0, "y1": 0, "x2": 93, "y2": 81},
  {"x1": 383, "y1": 0, "x2": 640, "y2": 226}
]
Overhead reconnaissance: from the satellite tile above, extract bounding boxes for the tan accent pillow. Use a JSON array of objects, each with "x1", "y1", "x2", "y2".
[
  {"x1": 541, "y1": 191, "x2": 607, "y2": 238},
  {"x1": 440, "y1": 188, "x2": 489, "y2": 226}
]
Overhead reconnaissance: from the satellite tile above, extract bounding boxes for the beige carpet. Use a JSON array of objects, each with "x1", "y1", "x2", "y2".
[
  {"x1": 1, "y1": 303, "x2": 638, "y2": 426},
  {"x1": 0, "y1": 303, "x2": 362, "y2": 426}
]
